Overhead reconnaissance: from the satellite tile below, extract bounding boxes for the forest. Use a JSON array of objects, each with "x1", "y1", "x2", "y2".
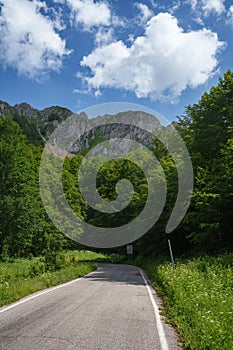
[{"x1": 0, "y1": 70, "x2": 233, "y2": 259}]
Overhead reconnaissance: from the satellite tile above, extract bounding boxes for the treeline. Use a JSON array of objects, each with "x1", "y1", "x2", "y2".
[
  {"x1": 138, "y1": 70, "x2": 233, "y2": 255},
  {"x1": 1, "y1": 70, "x2": 233, "y2": 259},
  {"x1": 0, "y1": 120, "x2": 81, "y2": 258},
  {"x1": 175, "y1": 70, "x2": 233, "y2": 252}
]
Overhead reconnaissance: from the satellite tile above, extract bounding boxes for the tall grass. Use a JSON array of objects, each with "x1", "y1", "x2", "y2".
[
  {"x1": 0, "y1": 250, "x2": 108, "y2": 307},
  {"x1": 138, "y1": 253, "x2": 233, "y2": 350}
]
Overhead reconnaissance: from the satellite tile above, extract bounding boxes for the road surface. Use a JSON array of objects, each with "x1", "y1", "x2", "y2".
[{"x1": 0, "y1": 264, "x2": 182, "y2": 350}]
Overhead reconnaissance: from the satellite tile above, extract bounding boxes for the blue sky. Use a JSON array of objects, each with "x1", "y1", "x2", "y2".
[{"x1": 0, "y1": 0, "x2": 233, "y2": 122}]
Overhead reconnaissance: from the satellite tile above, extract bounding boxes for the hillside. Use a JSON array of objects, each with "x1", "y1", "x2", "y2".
[
  {"x1": 0, "y1": 100, "x2": 73, "y2": 145},
  {"x1": 0, "y1": 100, "x2": 158, "y2": 153}
]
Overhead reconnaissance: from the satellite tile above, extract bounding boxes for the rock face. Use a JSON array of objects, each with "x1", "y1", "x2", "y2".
[
  {"x1": 0, "y1": 100, "x2": 160, "y2": 152},
  {"x1": 0, "y1": 100, "x2": 73, "y2": 144},
  {"x1": 0, "y1": 100, "x2": 72, "y2": 122},
  {"x1": 14, "y1": 103, "x2": 40, "y2": 118},
  {"x1": 68, "y1": 112, "x2": 159, "y2": 153},
  {"x1": 0, "y1": 101, "x2": 14, "y2": 117}
]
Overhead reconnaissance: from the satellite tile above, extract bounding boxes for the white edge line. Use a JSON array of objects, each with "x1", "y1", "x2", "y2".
[
  {"x1": 0, "y1": 268, "x2": 99, "y2": 314},
  {"x1": 139, "y1": 268, "x2": 169, "y2": 350}
]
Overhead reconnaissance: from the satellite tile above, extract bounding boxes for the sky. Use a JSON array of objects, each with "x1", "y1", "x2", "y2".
[{"x1": 0, "y1": 0, "x2": 233, "y2": 122}]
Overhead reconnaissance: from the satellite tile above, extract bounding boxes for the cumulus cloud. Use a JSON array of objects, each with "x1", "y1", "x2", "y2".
[
  {"x1": 80, "y1": 13, "x2": 224, "y2": 102},
  {"x1": 66, "y1": 0, "x2": 111, "y2": 30},
  {"x1": 135, "y1": 3, "x2": 153, "y2": 23},
  {"x1": 0, "y1": 0, "x2": 70, "y2": 79},
  {"x1": 188, "y1": 0, "x2": 226, "y2": 16}
]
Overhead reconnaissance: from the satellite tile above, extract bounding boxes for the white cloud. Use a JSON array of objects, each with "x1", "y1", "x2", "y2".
[
  {"x1": 54, "y1": 0, "x2": 124, "y2": 30},
  {"x1": 94, "y1": 89, "x2": 102, "y2": 97},
  {"x1": 188, "y1": 0, "x2": 226, "y2": 16},
  {"x1": 73, "y1": 88, "x2": 91, "y2": 95},
  {"x1": 202, "y1": 0, "x2": 225, "y2": 15},
  {"x1": 0, "y1": 0, "x2": 70, "y2": 79},
  {"x1": 135, "y1": 3, "x2": 153, "y2": 23},
  {"x1": 169, "y1": 1, "x2": 181, "y2": 14},
  {"x1": 150, "y1": 0, "x2": 157, "y2": 8},
  {"x1": 193, "y1": 17, "x2": 205, "y2": 26},
  {"x1": 66, "y1": 0, "x2": 111, "y2": 30},
  {"x1": 80, "y1": 13, "x2": 224, "y2": 102},
  {"x1": 95, "y1": 27, "x2": 115, "y2": 46},
  {"x1": 226, "y1": 5, "x2": 233, "y2": 27},
  {"x1": 111, "y1": 15, "x2": 126, "y2": 27}
]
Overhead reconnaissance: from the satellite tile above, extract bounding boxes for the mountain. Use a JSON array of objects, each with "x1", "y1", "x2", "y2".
[
  {"x1": 0, "y1": 100, "x2": 72, "y2": 145},
  {"x1": 0, "y1": 100, "x2": 160, "y2": 152}
]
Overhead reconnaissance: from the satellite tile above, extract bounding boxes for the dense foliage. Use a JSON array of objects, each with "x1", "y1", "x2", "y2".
[
  {"x1": 0, "y1": 70, "x2": 233, "y2": 259},
  {"x1": 176, "y1": 70, "x2": 233, "y2": 251},
  {"x1": 0, "y1": 119, "x2": 79, "y2": 258}
]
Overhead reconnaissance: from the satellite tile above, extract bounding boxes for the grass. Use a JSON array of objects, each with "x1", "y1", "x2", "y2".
[
  {"x1": 0, "y1": 250, "x2": 110, "y2": 307},
  {"x1": 135, "y1": 253, "x2": 233, "y2": 350}
]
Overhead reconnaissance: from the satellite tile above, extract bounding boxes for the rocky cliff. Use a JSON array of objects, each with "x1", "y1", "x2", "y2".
[
  {"x1": 0, "y1": 100, "x2": 160, "y2": 152},
  {"x1": 0, "y1": 100, "x2": 73, "y2": 145}
]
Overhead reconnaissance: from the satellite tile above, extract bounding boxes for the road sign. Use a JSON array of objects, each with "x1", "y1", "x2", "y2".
[{"x1": 126, "y1": 245, "x2": 133, "y2": 255}]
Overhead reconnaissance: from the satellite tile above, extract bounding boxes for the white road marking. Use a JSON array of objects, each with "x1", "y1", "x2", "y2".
[
  {"x1": 139, "y1": 268, "x2": 169, "y2": 350},
  {"x1": 1, "y1": 265, "x2": 169, "y2": 350},
  {"x1": 0, "y1": 269, "x2": 98, "y2": 314}
]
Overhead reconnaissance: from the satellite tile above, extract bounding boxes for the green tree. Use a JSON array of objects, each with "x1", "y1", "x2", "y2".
[{"x1": 177, "y1": 70, "x2": 233, "y2": 249}]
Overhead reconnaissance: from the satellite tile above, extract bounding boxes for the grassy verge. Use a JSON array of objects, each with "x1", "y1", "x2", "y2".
[
  {"x1": 0, "y1": 250, "x2": 109, "y2": 307},
  {"x1": 134, "y1": 253, "x2": 233, "y2": 350}
]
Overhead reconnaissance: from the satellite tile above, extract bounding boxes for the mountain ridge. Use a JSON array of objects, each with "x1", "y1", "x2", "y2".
[
  {"x1": 0, "y1": 100, "x2": 159, "y2": 152},
  {"x1": 0, "y1": 100, "x2": 73, "y2": 145}
]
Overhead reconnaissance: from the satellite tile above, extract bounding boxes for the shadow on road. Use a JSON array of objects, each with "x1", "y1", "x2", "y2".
[{"x1": 82, "y1": 263, "x2": 148, "y2": 286}]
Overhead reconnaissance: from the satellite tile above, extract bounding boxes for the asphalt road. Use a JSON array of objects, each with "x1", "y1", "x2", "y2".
[{"x1": 0, "y1": 264, "x2": 182, "y2": 350}]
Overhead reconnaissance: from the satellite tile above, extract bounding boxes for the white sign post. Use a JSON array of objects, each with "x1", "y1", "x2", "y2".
[
  {"x1": 168, "y1": 239, "x2": 175, "y2": 269},
  {"x1": 126, "y1": 245, "x2": 133, "y2": 259}
]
